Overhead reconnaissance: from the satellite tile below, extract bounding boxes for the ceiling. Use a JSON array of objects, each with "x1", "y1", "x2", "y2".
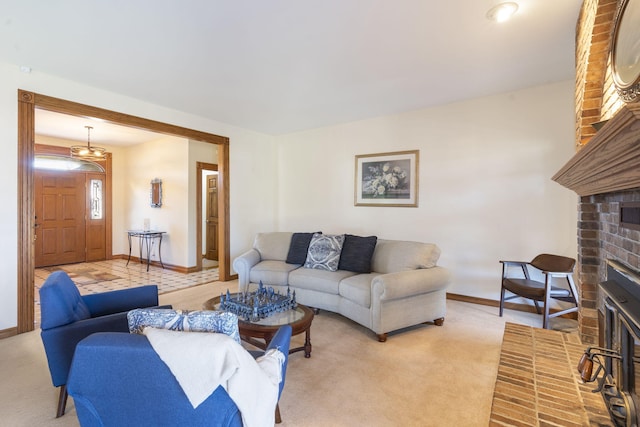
[{"x1": 2, "y1": 1, "x2": 582, "y2": 139}]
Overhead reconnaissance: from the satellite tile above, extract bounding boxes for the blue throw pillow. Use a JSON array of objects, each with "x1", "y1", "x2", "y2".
[
  {"x1": 338, "y1": 234, "x2": 378, "y2": 273},
  {"x1": 286, "y1": 232, "x2": 321, "y2": 264},
  {"x1": 127, "y1": 308, "x2": 241, "y2": 344}
]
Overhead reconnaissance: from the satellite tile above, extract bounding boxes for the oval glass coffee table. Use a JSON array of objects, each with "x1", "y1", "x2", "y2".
[{"x1": 204, "y1": 296, "x2": 314, "y2": 358}]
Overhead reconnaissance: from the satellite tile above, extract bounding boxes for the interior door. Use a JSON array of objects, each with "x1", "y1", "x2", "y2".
[
  {"x1": 205, "y1": 173, "x2": 219, "y2": 261},
  {"x1": 35, "y1": 171, "x2": 86, "y2": 267}
]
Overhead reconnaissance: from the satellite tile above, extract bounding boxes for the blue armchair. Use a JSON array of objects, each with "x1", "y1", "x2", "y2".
[
  {"x1": 66, "y1": 325, "x2": 292, "y2": 426},
  {"x1": 39, "y1": 270, "x2": 165, "y2": 417}
]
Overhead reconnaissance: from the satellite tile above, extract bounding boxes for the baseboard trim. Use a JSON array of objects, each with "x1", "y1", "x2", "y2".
[
  {"x1": 113, "y1": 254, "x2": 195, "y2": 273},
  {"x1": 446, "y1": 293, "x2": 578, "y2": 319},
  {"x1": 0, "y1": 327, "x2": 18, "y2": 339}
]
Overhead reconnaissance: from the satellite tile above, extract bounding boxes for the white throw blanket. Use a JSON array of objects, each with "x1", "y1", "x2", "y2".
[{"x1": 143, "y1": 328, "x2": 284, "y2": 427}]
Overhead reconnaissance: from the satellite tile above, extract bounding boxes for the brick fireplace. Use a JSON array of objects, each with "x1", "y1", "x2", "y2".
[{"x1": 553, "y1": 104, "x2": 640, "y2": 345}]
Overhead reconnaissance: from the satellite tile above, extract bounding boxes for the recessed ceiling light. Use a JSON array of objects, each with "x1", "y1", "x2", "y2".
[{"x1": 486, "y1": 2, "x2": 519, "y2": 23}]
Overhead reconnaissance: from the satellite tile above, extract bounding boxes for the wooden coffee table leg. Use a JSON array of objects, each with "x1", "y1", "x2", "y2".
[{"x1": 304, "y1": 327, "x2": 312, "y2": 358}]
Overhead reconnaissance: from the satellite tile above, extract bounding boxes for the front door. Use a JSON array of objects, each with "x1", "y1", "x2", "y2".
[
  {"x1": 35, "y1": 171, "x2": 86, "y2": 267},
  {"x1": 205, "y1": 173, "x2": 219, "y2": 261}
]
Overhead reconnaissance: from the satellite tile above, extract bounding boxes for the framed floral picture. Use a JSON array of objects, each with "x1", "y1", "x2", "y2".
[{"x1": 354, "y1": 150, "x2": 419, "y2": 207}]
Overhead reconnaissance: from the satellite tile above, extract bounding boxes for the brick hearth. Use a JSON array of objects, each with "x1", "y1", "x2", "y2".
[{"x1": 489, "y1": 323, "x2": 612, "y2": 426}]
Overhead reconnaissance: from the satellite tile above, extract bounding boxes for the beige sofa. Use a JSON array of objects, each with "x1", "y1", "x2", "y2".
[{"x1": 232, "y1": 232, "x2": 451, "y2": 341}]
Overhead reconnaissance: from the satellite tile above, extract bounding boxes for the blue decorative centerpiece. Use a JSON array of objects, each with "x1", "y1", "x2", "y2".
[{"x1": 219, "y1": 281, "x2": 297, "y2": 321}]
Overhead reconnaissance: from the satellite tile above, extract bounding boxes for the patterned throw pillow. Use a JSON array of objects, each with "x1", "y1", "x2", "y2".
[
  {"x1": 127, "y1": 308, "x2": 241, "y2": 344},
  {"x1": 304, "y1": 233, "x2": 345, "y2": 271}
]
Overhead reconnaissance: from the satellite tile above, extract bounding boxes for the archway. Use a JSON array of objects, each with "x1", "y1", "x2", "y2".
[{"x1": 17, "y1": 90, "x2": 231, "y2": 333}]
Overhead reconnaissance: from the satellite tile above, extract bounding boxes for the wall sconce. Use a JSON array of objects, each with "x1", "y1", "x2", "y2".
[{"x1": 150, "y1": 178, "x2": 162, "y2": 208}]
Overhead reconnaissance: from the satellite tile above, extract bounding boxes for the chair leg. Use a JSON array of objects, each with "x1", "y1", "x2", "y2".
[
  {"x1": 542, "y1": 277, "x2": 552, "y2": 329},
  {"x1": 567, "y1": 275, "x2": 580, "y2": 306},
  {"x1": 56, "y1": 385, "x2": 68, "y2": 418},
  {"x1": 533, "y1": 300, "x2": 542, "y2": 314},
  {"x1": 275, "y1": 403, "x2": 282, "y2": 424},
  {"x1": 499, "y1": 286, "x2": 505, "y2": 317}
]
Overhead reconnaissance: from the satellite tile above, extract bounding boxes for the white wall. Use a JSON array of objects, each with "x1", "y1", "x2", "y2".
[
  {"x1": 275, "y1": 81, "x2": 578, "y2": 300},
  {"x1": 0, "y1": 61, "x2": 277, "y2": 331},
  {"x1": 124, "y1": 137, "x2": 189, "y2": 266},
  {"x1": 0, "y1": 60, "x2": 578, "y2": 331}
]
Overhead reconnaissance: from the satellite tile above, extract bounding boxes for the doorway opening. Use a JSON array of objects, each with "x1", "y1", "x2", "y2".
[{"x1": 17, "y1": 90, "x2": 231, "y2": 333}]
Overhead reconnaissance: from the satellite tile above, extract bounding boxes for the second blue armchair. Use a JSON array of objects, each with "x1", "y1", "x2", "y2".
[{"x1": 39, "y1": 270, "x2": 165, "y2": 417}]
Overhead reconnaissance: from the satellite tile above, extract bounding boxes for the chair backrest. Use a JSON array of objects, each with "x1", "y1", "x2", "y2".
[
  {"x1": 530, "y1": 254, "x2": 575, "y2": 273},
  {"x1": 67, "y1": 332, "x2": 243, "y2": 427},
  {"x1": 39, "y1": 271, "x2": 91, "y2": 330}
]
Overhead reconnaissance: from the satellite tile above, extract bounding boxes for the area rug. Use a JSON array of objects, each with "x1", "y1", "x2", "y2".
[{"x1": 45, "y1": 266, "x2": 121, "y2": 285}]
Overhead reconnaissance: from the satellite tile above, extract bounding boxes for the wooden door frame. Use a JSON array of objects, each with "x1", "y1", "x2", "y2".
[
  {"x1": 196, "y1": 162, "x2": 218, "y2": 271},
  {"x1": 17, "y1": 90, "x2": 231, "y2": 333}
]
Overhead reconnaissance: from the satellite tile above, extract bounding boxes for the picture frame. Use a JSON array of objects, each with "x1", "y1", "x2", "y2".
[{"x1": 354, "y1": 150, "x2": 419, "y2": 207}]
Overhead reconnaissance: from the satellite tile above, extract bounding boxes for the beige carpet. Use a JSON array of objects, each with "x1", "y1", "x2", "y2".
[{"x1": 0, "y1": 280, "x2": 564, "y2": 427}]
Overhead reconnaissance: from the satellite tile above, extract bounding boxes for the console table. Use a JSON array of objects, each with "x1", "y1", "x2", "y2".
[{"x1": 127, "y1": 230, "x2": 166, "y2": 272}]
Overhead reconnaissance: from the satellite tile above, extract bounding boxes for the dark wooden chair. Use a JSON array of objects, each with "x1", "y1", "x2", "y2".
[{"x1": 499, "y1": 254, "x2": 579, "y2": 329}]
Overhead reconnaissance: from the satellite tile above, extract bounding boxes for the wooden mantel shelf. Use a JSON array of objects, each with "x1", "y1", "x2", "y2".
[{"x1": 553, "y1": 103, "x2": 640, "y2": 196}]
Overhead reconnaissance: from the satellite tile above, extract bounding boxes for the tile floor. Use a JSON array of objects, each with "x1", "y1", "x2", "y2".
[{"x1": 34, "y1": 258, "x2": 220, "y2": 327}]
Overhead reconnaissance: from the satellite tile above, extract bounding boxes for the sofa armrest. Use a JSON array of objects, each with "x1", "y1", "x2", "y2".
[
  {"x1": 233, "y1": 249, "x2": 261, "y2": 291},
  {"x1": 372, "y1": 267, "x2": 451, "y2": 301},
  {"x1": 82, "y1": 285, "x2": 159, "y2": 317},
  {"x1": 265, "y1": 325, "x2": 292, "y2": 399}
]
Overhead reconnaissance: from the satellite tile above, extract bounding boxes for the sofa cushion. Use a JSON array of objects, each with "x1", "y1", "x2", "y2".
[
  {"x1": 339, "y1": 273, "x2": 381, "y2": 308},
  {"x1": 39, "y1": 271, "x2": 92, "y2": 330},
  {"x1": 304, "y1": 233, "x2": 345, "y2": 271},
  {"x1": 338, "y1": 234, "x2": 378, "y2": 273},
  {"x1": 371, "y1": 240, "x2": 441, "y2": 274},
  {"x1": 286, "y1": 232, "x2": 320, "y2": 265},
  {"x1": 254, "y1": 232, "x2": 293, "y2": 261},
  {"x1": 289, "y1": 268, "x2": 356, "y2": 295},
  {"x1": 127, "y1": 308, "x2": 241, "y2": 344},
  {"x1": 249, "y1": 260, "x2": 299, "y2": 287}
]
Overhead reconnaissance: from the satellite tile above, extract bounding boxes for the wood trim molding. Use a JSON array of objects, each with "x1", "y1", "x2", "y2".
[
  {"x1": 33, "y1": 93, "x2": 229, "y2": 146},
  {"x1": 17, "y1": 89, "x2": 232, "y2": 333},
  {"x1": 218, "y1": 143, "x2": 231, "y2": 281},
  {"x1": 553, "y1": 103, "x2": 640, "y2": 196},
  {"x1": 17, "y1": 90, "x2": 35, "y2": 334},
  {"x1": 0, "y1": 327, "x2": 18, "y2": 339},
  {"x1": 446, "y1": 293, "x2": 578, "y2": 319}
]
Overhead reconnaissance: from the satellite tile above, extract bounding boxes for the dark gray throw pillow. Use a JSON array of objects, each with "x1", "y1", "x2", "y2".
[
  {"x1": 338, "y1": 234, "x2": 378, "y2": 273},
  {"x1": 286, "y1": 232, "x2": 321, "y2": 264}
]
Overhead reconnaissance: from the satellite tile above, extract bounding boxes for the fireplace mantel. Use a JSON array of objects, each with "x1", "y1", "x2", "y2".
[{"x1": 553, "y1": 103, "x2": 640, "y2": 196}]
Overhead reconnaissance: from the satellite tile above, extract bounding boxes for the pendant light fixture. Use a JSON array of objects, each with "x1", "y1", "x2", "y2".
[{"x1": 70, "y1": 125, "x2": 106, "y2": 159}]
